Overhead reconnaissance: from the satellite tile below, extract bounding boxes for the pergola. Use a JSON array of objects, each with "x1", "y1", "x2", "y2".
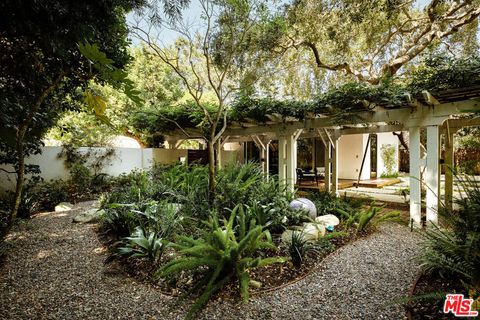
[{"x1": 165, "y1": 86, "x2": 480, "y2": 228}]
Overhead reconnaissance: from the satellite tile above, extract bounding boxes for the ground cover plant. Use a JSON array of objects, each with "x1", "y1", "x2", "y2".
[
  {"x1": 0, "y1": 146, "x2": 119, "y2": 219},
  {"x1": 97, "y1": 162, "x2": 403, "y2": 319},
  {"x1": 405, "y1": 174, "x2": 480, "y2": 318}
]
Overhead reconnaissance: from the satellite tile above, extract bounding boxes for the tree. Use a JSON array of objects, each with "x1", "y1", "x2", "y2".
[
  {"x1": 272, "y1": 0, "x2": 480, "y2": 85},
  {"x1": 0, "y1": 0, "x2": 144, "y2": 226},
  {"x1": 46, "y1": 47, "x2": 192, "y2": 147},
  {"x1": 131, "y1": 0, "x2": 270, "y2": 195}
]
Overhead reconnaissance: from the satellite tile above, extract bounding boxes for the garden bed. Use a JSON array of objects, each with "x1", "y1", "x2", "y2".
[
  {"x1": 100, "y1": 223, "x2": 375, "y2": 299},
  {"x1": 406, "y1": 272, "x2": 466, "y2": 319}
]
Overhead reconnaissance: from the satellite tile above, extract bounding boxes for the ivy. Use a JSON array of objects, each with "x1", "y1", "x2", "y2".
[{"x1": 151, "y1": 54, "x2": 480, "y2": 132}]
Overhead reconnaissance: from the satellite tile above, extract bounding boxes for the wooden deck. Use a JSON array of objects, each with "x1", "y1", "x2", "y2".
[
  {"x1": 354, "y1": 178, "x2": 401, "y2": 188},
  {"x1": 296, "y1": 178, "x2": 401, "y2": 190},
  {"x1": 296, "y1": 179, "x2": 355, "y2": 190}
]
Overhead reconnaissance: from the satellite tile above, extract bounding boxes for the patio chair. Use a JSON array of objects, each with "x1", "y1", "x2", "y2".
[
  {"x1": 296, "y1": 168, "x2": 319, "y2": 186},
  {"x1": 296, "y1": 168, "x2": 305, "y2": 185}
]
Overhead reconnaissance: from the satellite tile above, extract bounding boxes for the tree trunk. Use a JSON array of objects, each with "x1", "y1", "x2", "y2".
[
  {"x1": 10, "y1": 126, "x2": 27, "y2": 226},
  {"x1": 207, "y1": 139, "x2": 216, "y2": 200},
  {"x1": 7, "y1": 71, "x2": 65, "y2": 227}
]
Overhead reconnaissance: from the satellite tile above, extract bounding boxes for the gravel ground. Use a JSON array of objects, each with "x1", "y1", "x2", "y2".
[{"x1": 0, "y1": 203, "x2": 421, "y2": 320}]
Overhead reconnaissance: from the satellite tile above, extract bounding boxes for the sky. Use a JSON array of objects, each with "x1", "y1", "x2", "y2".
[
  {"x1": 127, "y1": 0, "x2": 434, "y2": 47},
  {"x1": 127, "y1": 1, "x2": 203, "y2": 47}
]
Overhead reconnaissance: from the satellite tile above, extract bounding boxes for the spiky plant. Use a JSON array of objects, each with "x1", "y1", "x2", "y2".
[
  {"x1": 419, "y1": 174, "x2": 480, "y2": 291},
  {"x1": 336, "y1": 205, "x2": 400, "y2": 232},
  {"x1": 112, "y1": 226, "x2": 165, "y2": 263},
  {"x1": 287, "y1": 231, "x2": 322, "y2": 267},
  {"x1": 156, "y1": 204, "x2": 286, "y2": 320}
]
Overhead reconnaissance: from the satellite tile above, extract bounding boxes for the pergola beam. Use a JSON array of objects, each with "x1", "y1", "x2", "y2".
[{"x1": 225, "y1": 100, "x2": 480, "y2": 136}]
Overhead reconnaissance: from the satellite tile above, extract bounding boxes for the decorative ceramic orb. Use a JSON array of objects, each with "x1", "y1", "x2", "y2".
[{"x1": 289, "y1": 198, "x2": 317, "y2": 219}]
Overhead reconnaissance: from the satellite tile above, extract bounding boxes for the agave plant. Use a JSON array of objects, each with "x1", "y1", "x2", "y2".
[
  {"x1": 156, "y1": 204, "x2": 286, "y2": 320},
  {"x1": 109, "y1": 226, "x2": 165, "y2": 263}
]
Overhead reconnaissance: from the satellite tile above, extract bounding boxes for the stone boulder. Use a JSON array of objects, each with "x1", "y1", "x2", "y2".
[
  {"x1": 73, "y1": 208, "x2": 105, "y2": 223},
  {"x1": 302, "y1": 223, "x2": 326, "y2": 241},
  {"x1": 55, "y1": 202, "x2": 74, "y2": 212},
  {"x1": 289, "y1": 198, "x2": 317, "y2": 219},
  {"x1": 315, "y1": 214, "x2": 340, "y2": 228},
  {"x1": 281, "y1": 223, "x2": 326, "y2": 244},
  {"x1": 281, "y1": 229, "x2": 303, "y2": 244}
]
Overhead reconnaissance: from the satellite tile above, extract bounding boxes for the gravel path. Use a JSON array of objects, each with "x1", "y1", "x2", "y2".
[{"x1": 0, "y1": 204, "x2": 421, "y2": 320}]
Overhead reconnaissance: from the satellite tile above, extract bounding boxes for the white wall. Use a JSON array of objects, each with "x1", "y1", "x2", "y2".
[
  {"x1": 377, "y1": 132, "x2": 399, "y2": 176},
  {"x1": 338, "y1": 134, "x2": 371, "y2": 180},
  {"x1": 152, "y1": 148, "x2": 188, "y2": 165},
  {"x1": 0, "y1": 146, "x2": 242, "y2": 192}
]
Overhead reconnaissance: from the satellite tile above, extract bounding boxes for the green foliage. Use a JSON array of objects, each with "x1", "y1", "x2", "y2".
[
  {"x1": 308, "y1": 190, "x2": 364, "y2": 216},
  {"x1": 101, "y1": 163, "x2": 304, "y2": 238},
  {"x1": 419, "y1": 175, "x2": 480, "y2": 291},
  {"x1": 157, "y1": 205, "x2": 286, "y2": 319},
  {"x1": 215, "y1": 163, "x2": 306, "y2": 231},
  {"x1": 287, "y1": 231, "x2": 310, "y2": 268},
  {"x1": 409, "y1": 54, "x2": 480, "y2": 93},
  {"x1": 113, "y1": 226, "x2": 165, "y2": 263},
  {"x1": 226, "y1": 55, "x2": 480, "y2": 126},
  {"x1": 380, "y1": 144, "x2": 396, "y2": 177},
  {"x1": 336, "y1": 205, "x2": 400, "y2": 232},
  {"x1": 285, "y1": 231, "x2": 335, "y2": 268},
  {"x1": 458, "y1": 160, "x2": 480, "y2": 176},
  {"x1": 19, "y1": 179, "x2": 70, "y2": 217},
  {"x1": 0, "y1": 0, "x2": 144, "y2": 222}
]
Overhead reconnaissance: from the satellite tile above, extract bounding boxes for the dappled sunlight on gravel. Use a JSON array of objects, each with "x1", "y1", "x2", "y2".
[{"x1": 0, "y1": 203, "x2": 421, "y2": 320}]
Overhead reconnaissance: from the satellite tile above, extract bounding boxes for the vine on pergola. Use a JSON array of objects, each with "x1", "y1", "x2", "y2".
[{"x1": 152, "y1": 54, "x2": 480, "y2": 132}]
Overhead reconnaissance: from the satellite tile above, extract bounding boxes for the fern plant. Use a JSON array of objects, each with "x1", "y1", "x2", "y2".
[
  {"x1": 156, "y1": 204, "x2": 286, "y2": 320},
  {"x1": 419, "y1": 174, "x2": 480, "y2": 291}
]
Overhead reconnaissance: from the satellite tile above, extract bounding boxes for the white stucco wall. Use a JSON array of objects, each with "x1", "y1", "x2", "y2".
[
  {"x1": 0, "y1": 146, "x2": 243, "y2": 192},
  {"x1": 376, "y1": 132, "x2": 399, "y2": 176},
  {"x1": 338, "y1": 134, "x2": 371, "y2": 180},
  {"x1": 152, "y1": 148, "x2": 188, "y2": 165}
]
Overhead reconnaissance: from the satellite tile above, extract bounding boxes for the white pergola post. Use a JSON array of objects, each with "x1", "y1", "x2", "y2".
[
  {"x1": 292, "y1": 129, "x2": 302, "y2": 184},
  {"x1": 426, "y1": 125, "x2": 440, "y2": 226},
  {"x1": 324, "y1": 141, "x2": 331, "y2": 193},
  {"x1": 265, "y1": 140, "x2": 271, "y2": 179},
  {"x1": 252, "y1": 136, "x2": 271, "y2": 177},
  {"x1": 409, "y1": 126, "x2": 422, "y2": 228},
  {"x1": 285, "y1": 133, "x2": 296, "y2": 192},
  {"x1": 331, "y1": 138, "x2": 339, "y2": 196},
  {"x1": 216, "y1": 141, "x2": 222, "y2": 169},
  {"x1": 278, "y1": 136, "x2": 287, "y2": 187},
  {"x1": 444, "y1": 129, "x2": 455, "y2": 211}
]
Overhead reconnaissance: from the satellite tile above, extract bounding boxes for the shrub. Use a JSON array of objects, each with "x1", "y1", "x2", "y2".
[
  {"x1": 102, "y1": 199, "x2": 183, "y2": 240},
  {"x1": 336, "y1": 205, "x2": 400, "y2": 232},
  {"x1": 246, "y1": 198, "x2": 308, "y2": 233},
  {"x1": 18, "y1": 178, "x2": 69, "y2": 217},
  {"x1": 308, "y1": 190, "x2": 363, "y2": 216},
  {"x1": 419, "y1": 175, "x2": 480, "y2": 291},
  {"x1": 286, "y1": 231, "x2": 318, "y2": 267},
  {"x1": 157, "y1": 205, "x2": 286, "y2": 319},
  {"x1": 101, "y1": 163, "x2": 302, "y2": 238},
  {"x1": 110, "y1": 226, "x2": 165, "y2": 263},
  {"x1": 102, "y1": 203, "x2": 141, "y2": 238},
  {"x1": 380, "y1": 144, "x2": 397, "y2": 176}
]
